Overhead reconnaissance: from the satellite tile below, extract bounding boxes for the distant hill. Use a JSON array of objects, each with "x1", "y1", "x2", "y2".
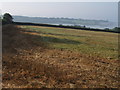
[{"x1": 13, "y1": 16, "x2": 117, "y2": 29}]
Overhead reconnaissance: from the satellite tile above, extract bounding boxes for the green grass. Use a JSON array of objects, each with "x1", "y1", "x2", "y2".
[{"x1": 20, "y1": 25, "x2": 118, "y2": 60}]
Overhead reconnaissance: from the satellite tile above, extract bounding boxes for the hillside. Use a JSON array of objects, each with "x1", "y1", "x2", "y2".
[{"x1": 2, "y1": 25, "x2": 119, "y2": 88}]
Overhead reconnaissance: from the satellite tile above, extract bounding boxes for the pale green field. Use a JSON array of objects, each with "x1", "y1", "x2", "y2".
[{"x1": 20, "y1": 25, "x2": 118, "y2": 60}]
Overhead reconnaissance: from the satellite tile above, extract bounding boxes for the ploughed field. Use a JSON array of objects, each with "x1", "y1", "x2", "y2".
[{"x1": 2, "y1": 25, "x2": 119, "y2": 88}]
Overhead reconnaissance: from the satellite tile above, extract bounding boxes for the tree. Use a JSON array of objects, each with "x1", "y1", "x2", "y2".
[
  {"x1": 113, "y1": 27, "x2": 119, "y2": 32},
  {"x1": 2, "y1": 13, "x2": 13, "y2": 24}
]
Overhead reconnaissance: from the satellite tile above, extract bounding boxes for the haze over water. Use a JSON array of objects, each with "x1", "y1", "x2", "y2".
[{"x1": 1, "y1": 2, "x2": 118, "y2": 28}]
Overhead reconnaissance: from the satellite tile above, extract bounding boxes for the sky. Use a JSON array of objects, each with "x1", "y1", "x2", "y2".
[
  {"x1": 1, "y1": 2, "x2": 119, "y2": 22},
  {"x1": 0, "y1": 0, "x2": 119, "y2": 2}
]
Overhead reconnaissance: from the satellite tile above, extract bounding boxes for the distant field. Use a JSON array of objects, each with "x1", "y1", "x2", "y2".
[{"x1": 20, "y1": 25, "x2": 118, "y2": 60}]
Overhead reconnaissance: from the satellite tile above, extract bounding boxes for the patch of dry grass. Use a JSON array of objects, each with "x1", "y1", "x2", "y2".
[{"x1": 2, "y1": 25, "x2": 119, "y2": 88}]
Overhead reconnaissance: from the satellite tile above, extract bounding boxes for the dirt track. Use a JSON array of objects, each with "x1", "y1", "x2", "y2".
[{"x1": 2, "y1": 25, "x2": 119, "y2": 88}]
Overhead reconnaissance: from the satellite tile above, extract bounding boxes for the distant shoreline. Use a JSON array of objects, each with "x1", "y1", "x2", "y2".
[
  {"x1": 13, "y1": 22, "x2": 119, "y2": 33},
  {"x1": 13, "y1": 15, "x2": 117, "y2": 30}
]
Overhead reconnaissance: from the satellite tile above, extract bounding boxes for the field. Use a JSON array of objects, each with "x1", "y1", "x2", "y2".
[
  {"x1": 2, "y1": 25, "x2": 119, "y2": 88},
  {"x1": 21, "y1": 25, "x2": 118, "y2": 60}
]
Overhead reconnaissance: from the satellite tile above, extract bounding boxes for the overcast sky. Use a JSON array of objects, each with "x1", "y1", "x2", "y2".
[
  {"x1": 1, "y1": 2, "x2": 118, "y2": 22},
  {"x1": 0, "y1": 0, "x2": 119, "y2": 2}
]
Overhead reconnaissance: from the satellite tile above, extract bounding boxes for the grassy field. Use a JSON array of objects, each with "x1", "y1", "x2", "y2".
[
  {"x1": 3, "y1": 25, "x2": 119, "y2": 88},
  {"x1": 20, "y1": 25, "x2": 118, "y2": 60}
]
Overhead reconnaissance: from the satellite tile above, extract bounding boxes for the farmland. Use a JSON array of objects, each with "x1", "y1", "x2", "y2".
[
  {"x1": 21, "y1": 25, "x2": 118, "y2": 60},
  {"x1": 2, "y1": 25, "x2": 119, "y2": 88}
]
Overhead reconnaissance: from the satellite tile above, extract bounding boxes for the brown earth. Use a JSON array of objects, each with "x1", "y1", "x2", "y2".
[{"x1": 2, "y1": 25, "x2": 119, "y2": 88}]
